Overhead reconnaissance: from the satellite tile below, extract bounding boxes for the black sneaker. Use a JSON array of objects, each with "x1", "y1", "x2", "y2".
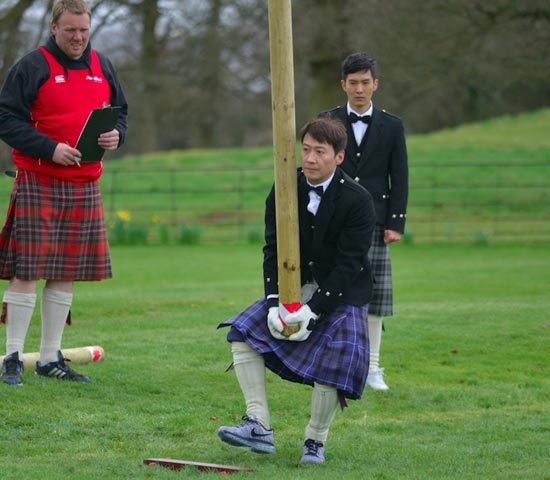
[
  {"x1": 35, "y1": 350, "x2": 91, "y2": 383},
  {"x1": 1, "y1": 351, "x2": 24, "y2": 385}
]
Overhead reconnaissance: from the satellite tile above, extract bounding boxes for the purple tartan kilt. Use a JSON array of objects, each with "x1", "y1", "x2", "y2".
[
  {"x1": 0, "y1": 170, "x2": 112, "y2": 281},
  {"x1": 220, "y1": 298, "x2": 370, "y2": 400}
]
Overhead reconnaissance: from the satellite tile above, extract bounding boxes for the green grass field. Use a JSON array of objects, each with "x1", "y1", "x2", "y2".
[
  {"x1": 1, "y1": 243, "x2": 548, "y2": 479},
  {"x1": 1, "y1": 109, "x2": 548, "y2": 244},
  {"x1": 95, "y1": 108, "x2": 550, "y2": 245}
]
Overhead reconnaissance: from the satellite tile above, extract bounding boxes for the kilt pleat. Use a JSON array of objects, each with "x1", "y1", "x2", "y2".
[
  {"x1": 0, "y1": 170, "x2": 112, "y2": 281},
  {"x1": 220, "y1": 298, "x2": 370, "y2": 400},
  {"x1": 368, "y1": 224, "x2": 393, "y2": 316}
]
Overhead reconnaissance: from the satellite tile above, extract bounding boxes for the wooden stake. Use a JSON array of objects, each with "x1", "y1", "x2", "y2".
[
  {"x1": 144, "y1": 458, "x2": 254, "y2": 473},
  {"x1": 268, "y1": 0, "x2": 301, "y2": 335}
]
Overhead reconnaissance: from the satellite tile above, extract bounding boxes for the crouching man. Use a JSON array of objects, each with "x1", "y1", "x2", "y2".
[{"x1": 217, "y1": 117, "x2": 376, "y2": 464}]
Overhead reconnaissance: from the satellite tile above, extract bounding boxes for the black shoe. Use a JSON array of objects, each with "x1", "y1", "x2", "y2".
[
  {"x1": 1, "y1": 351, "x2": 24, "y2": 385},
  {"x1": 35, "y1": 350, "x2": 91, "y2": 383}
]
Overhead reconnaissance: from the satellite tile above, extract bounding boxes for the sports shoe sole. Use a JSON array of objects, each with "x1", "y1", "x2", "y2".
[
  {"x1": 217, "y1": 430, "x2": 275, "y2": 454},
  {"x1": 1, "y1": 378, "x2": 23, "y2": 386}
]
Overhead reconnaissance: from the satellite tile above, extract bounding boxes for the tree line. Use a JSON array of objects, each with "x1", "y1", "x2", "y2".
[{"x1": 1, "y1": 0, "x2": 548, "y2": 166}]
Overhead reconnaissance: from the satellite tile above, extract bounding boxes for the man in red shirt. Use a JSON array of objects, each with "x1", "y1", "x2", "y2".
[{"x1": 0, "y1": 0, "x2": 128, "y2": 386}]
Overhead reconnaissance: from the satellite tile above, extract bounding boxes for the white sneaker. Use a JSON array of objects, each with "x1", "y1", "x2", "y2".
[{"x1": 366, "y1": 367, "x2": 389, "y2": 391}]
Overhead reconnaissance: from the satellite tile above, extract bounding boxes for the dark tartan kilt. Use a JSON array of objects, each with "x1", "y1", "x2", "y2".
[
  {"x1": 368, "y1": 224, "x2": 393, "y2": 316},
  {"x1": 220, "y1": 298, "x2": 370, "y2": 400},
  {"x1": 0, "y1": 170, "x2": 112, "y2": 281}
]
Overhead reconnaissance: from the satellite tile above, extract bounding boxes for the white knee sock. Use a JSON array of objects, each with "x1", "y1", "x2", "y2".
[
  {"x1": 305, "y1": 382, "x2": 338, "y2": 443},
  {"x1": 231, "y1": 341, "x2": 270, "y2": 429},
  {"x1": 3, "y1": 291, "x2": 37, "y2": 356},
  {"x1": 39, "y1": 288, "x2": 72, "y2": 364},
  {"x1": 368, "y1": 314, "x2": 383, "y2": 370}
]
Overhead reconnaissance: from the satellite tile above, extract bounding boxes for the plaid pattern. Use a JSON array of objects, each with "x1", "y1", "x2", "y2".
[
  {"x1": 220, "y1": 298, "x2": 369, "y2": 400},
  {"x1": 368, "y1": 225, "x2": 393, "y2": 316},
  {"x1": 0, "y1": 170, "x2": 112, "y2": 281}
]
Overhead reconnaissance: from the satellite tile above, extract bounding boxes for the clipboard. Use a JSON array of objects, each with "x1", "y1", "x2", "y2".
[{"x1": 75, "y1": 106, "x2": 121, "y2": 162}]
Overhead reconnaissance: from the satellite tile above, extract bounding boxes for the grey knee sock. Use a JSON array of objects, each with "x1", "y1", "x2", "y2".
[
  {"x1": 305, "y1": 382, "x2": 338, "y2": 443},
  {"x1": 231, "y1": 341, "x2": 270, "y2": 429},
  {"x1": 368, "y1": 314, "x2": 383, "y2": 370},
  {"x1": 40, "y1": 288, "x2": 72, "y2": 364},
  {"x1": 3, "y1": 291, "x2": 37, "y2": 356}
]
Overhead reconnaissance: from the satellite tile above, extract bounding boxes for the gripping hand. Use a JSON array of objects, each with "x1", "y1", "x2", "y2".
[
  {"x1": 284, "y1": 305, "x2": 319, "y2": 342},
  {"x1": 267, "y1": 307, "x2": 286, "y2": 340}
]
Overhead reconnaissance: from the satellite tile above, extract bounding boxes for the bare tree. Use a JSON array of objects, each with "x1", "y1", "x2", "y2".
[
  {"x1": 0, "y1": 0, "x2": 39, "y2": 86},
  {"x1": 294, "y1": 0, "x2": 550, "y2": 133},
  {"x1": 2, "y1": 0, "x2": 548, "y2": 158}
]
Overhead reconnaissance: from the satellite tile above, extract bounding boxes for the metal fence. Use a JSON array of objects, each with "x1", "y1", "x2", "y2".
[{"x1": 99, "y1": 161, "x2": 550, "y2": 245}]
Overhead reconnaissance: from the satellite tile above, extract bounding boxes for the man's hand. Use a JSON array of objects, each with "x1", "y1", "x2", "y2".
[
  {"x1": 267, "y1": 307, "x2": 286, "y2": 340},
  {"x1": 52, "y1": 142, "x2": 82, "y2": 167},
  {"x1": 284, "y1": 304, "x2": 319, "y2": 342},
  {"x1": 384, "y1": 229, "x2": 402, "y2": 244},
  {"x1": 97, "y1": 128, "x2": 120, "y2": 151}
]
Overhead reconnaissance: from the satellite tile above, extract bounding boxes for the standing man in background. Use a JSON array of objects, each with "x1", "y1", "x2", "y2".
[
  {"x1": 0, "y1": 0, "x2": 128, "y2": 385},
  {"x1": 319, "y1": 52, "x2": 408, "y2": 390}
]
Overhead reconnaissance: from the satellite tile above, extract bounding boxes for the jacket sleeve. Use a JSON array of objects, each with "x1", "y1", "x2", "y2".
[
  {"x1": 262, "y1": 185, "x2": 279, "y2": 308},
  {"x1": 0, "y1": 51, "x2": 58, "y2": 159},
  {"x1": 386, "y1": 118, "x2": 409, "y2": 232},
  {"x1": 308, "y1": 188, "x2": 376, "y2": 314},
  {"x1": 97, "y1": 53, "x2": 129, "y2": 146}
]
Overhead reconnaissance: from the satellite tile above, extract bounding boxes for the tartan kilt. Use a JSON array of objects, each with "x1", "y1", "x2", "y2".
[
  {"x1": 0, "y1": 170, "x2": 112, "y2": 281},
  {"x1": 219, "y1": 298, "x2": 370, "y2": 400},
  {"x1": 368, "y1": 224, "x2": 393, "y2": 316}
]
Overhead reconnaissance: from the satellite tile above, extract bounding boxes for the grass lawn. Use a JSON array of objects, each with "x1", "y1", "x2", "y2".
[
  {"x1": 1, "y1": 109, "x2": 548, "y2": 245},
  {"x1": 1, "y1": 243, "x2": 548, "y2": 479}
]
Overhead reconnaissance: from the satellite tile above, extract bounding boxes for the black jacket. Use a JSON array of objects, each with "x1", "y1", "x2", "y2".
[
  {"x1": 319, "y1": 105, "x2": 408, "y2": 233},
  {"x1": 263, "y1": 167, "x2": 376, "y2": 315},
  {"x1": 0, "y1": 35, "x2": 128, "y2": 160}
]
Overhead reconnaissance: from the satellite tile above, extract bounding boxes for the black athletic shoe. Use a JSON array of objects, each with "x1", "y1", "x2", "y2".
[
  {"x1": 1, "y1": 351, "x2": 24, "y2": 385},
  {"x1": 35, "y1": 350, "x2": 91, "y2": 383}
]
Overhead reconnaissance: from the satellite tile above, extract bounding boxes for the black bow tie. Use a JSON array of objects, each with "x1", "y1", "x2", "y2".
[
  {"x1": 307, "y1": 184, "x2": 324, "y2": 196},
  {"x1": 349, "y1": 112, "x2": 371, "y2": 124}
]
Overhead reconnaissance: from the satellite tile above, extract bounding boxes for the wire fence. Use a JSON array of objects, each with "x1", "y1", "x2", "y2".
[{"x1": 99, "y1": 161, "x2": 550, "y2": 245}]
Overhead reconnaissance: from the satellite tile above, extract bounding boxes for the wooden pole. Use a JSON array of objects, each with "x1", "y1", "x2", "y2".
[
  {"x1": 268, "y1": 0, "x2": 301, "y2": 335},
  {"x1": 0, "y1": 346, "x2": 105, "y2": 370}
]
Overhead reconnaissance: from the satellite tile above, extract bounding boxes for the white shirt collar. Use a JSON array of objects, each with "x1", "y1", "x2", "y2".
[
  {"x1": 306, "y1": 171, "x2": 335, "y2": 194},
  {"x1": 347, "y1": 102, "x2": 373, "y2": 117}
]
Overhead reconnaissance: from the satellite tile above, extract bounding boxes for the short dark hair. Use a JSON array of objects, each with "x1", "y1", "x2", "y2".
[
  {"x1": 341, "y1": 52, "x2": 377, "y2": 80},
  {"x1": 300, "y1": 117, "x2": 347, "y2": 153}
]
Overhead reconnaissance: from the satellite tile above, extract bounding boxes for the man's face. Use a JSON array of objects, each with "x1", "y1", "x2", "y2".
[
  {"x1": 51, "y1": 12, "x2": 90, "y2": 60},
  {"x1": 341, "y1": 70, "x2": 379, "y2": 113},
  {"x1": 301, "y1": 133, "x2": 344, "y2": 185}
]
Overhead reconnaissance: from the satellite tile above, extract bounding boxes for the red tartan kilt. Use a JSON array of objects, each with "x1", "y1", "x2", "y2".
[{"x1": 0, "y1": 170, "x2": 112, "y2": 281}]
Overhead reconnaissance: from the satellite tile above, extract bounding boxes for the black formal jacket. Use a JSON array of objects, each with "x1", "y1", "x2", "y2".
[
  {"x1": 263, "y1": 167, "x2": 376, "y2": 315},
  {"x1": 319, "y1": 105, "x2": 408, "y2": 233}
]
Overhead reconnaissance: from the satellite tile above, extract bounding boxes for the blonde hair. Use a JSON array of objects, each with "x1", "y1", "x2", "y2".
[{"x1": 51, "y1": 0, "x2": 92, "y2": 24}]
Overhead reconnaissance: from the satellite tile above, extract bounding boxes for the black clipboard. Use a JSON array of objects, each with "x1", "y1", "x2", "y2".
[{"x1": 75, "y1": 106, "x2": 121, "y2": 162}]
